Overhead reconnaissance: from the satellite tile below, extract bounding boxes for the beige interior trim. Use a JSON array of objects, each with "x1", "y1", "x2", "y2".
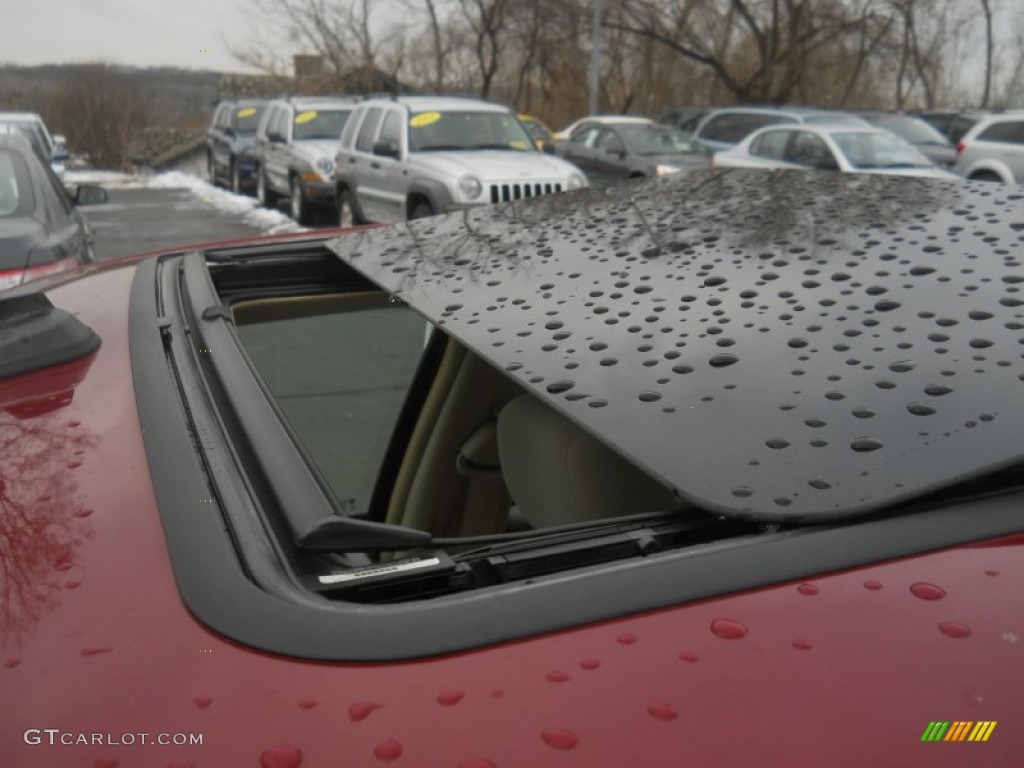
[{"x1": 232, "y1": 291, "x2": 391, "y2": 326}]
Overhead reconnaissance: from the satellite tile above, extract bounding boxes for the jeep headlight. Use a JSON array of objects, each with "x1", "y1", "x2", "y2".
[
  {"x1": 315, "y1": 156, "x2": 334, "y2": 179},
  {"x1": 459, "y1": 175, "x2": 483, "y2": 200},
  {"x1": 567, "y1": 172, "x2": 586, "y2": 189},
  {"x1": 656, "y1": 164, "x2": 682, "y2": 176}
]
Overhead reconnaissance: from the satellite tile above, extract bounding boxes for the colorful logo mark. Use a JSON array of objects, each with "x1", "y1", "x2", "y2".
[{"x1": 921, "y1": 721, "x2": 996, "y2": 742}]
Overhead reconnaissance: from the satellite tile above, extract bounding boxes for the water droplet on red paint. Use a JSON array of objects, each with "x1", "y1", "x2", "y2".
[
  {"x1": 67, "y1": 420, "x2": 81, "y2": 428},
  {"x1": 616, "y1": 632, "x2": 637, "y2": 645},
  {"x1": 260, "y1": 745, "x2": 302, "y2": 768},
  {"x1": 73, "y1": 508, "x2": 93, "y2": 518},
  {"x1": 540, "y1": 729, "x2": 579, "y2": 750},
  {"x1": 863, "y1": 580, "x2": 883, "y2": 591},
  {"x1": 678, "y1": 651, "x2": 699, "y2": 663},
  {"x1": 491, "y1": 689, "x2": 503, "y2": 698},
  {"x1": 579, "y1": 658, "x2": 600, "y2": 670},
  {"x1": 546, "y1": 670, "x2": 570, "y2": 683},
  {"x1": 374, "y1": 739, "x2": 402, "y2": 762},
  {"x1": 166, "y1": 762, "x2": 196, "y2": 768},
  {"x1": 65, "y1": 580, "x2": 81, "y2": 589},
  {"x1": 67, "y1": 460, "x2": 83, "y2": 469},
  {"x1": 792, "y1": 639, "x2": 813, "y2": 651},
  {"x1": 57, "y1": 561, "x2": 73, "y2": 572},
  {"x1": 797, "y1": 583, "x2": 819, "y2": 596},
  {"x1": 80, "y1": 647, "x2": 112, "y2": 657},
  {"x1": 192, "y1": 696, "x2": 212, "y2": 709},
  {"x1": 910, "y1": 582, "x2": 946, "y2": 600},
  {"x1": 3, "y1": 658, "x2": 21, "y2": 668},
  {"x1": 298, "y1": 698, "x2": 318, "y2": 710},
  {"x1": 647, "y1": 703, "x2": 678, "y2": 721},
  {"x1": 459, "y1": 760, "x2": 496, "y2": 768},
  {"x1": 984, "y1": 569, "x2": 999, "y2": 577},
  {"x1": 349, "y1": 701, "x2": 382, "y2": 722},
  {"x1": 94, "y1": 759, "x2": 118, "y2": 768},
  {"x1": 939, "y1": 622, "x2": 972, "y2": 639},
  {"x1": 710, "y1": 619, "x2": 748, "y2": 639},
  {"x1": 437, "y1": 690, "x2": 464, "y2": 706}
]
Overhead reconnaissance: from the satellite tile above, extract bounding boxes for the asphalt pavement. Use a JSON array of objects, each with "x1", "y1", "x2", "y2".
[{"x1": 82, "y1": 186, "x2": 269, "y2": 261}]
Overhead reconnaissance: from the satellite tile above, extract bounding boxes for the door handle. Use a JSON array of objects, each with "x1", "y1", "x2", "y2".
[
  {"x1": 370, "y1": 162, "x2": 381, "y2": 169},
  {"x1": 348, "y1": 158, "x2": 356, "y2": 164}
]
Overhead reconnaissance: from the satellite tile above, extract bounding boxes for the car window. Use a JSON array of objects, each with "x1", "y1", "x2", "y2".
[
  {"x1": 620, "y1": 125, "x2": 703, "y2": 155},
  {"x1": 750, "y1": 129, "x2": 791, "y2": 159},
  {"x1": 831, "y1": 131, "x2": 930, "y2": 169},
  {"x1": 785, "y1": 131, "x2": 838, "y2": 169},
  {"x1": 407, "y1": 111, "x2": 535, "y2": 151},
  {"x1": 355, "y1": 108, "x2": 384, "y2": 152},
  {"x1": 570, "y1": 126, "x2": 601, "y2": 147},
  {"x1": 0, "y1": 149, "x2": 35, "y2": 218},
  {"x1": 269, "y1": 107, "x2": 289, "y2": 140},
  {"x1": 977, "y1": 120, "x2": 1024, "y2": 144},
  {"x1": 595, "y1": 128, "x2": 625, "y2": 154},
  {"x1": 233, "y1": 105, "x2": 265, "y2": 134},
  {"x1": 339, "y1": 109, "x2": 361, "y2": 149},
  {"x1": 235, "y1": 300, "x2": 430, "y2": 517},
  {"x1": 377, "y1": 109, "x2": 403, "y2": 148},
  {"x1": 293, "y1": 108, "x2": 351, "y2": 141},
  {"x1": 701, "y1": 113, "x2": 797, "y2": 143}
]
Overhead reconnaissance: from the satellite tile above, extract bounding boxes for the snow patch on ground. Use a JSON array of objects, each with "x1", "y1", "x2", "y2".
[
  {"x1": 145, "y1": 171, "x2": 303, "y2": 234},
  {"x1": 65, "y1": 169, "x2": 303, "y2": 235}
]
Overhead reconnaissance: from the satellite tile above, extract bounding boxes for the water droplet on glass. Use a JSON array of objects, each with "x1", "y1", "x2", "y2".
[
  {"x1": 710, "y1": 618, "x2": 748, "y2": 639},
  {"x1": 889, "y1": 360, "x2": 915, "y2": 373},
  {"x1": 907, "y1": 402, "x2": 936, "y2": 416},
  {"x1": 808, "y1": 478, "x2": 831, "y2": 490},
  {"x1": 938, "y1": 622, "x2": 972, "y2": 639},
  {"x1": 850, "y1": 437, "x2": 883, "y2": 452},
  {"x1": 875, "y1": 300, "x2": 901, "y2": 312},
  {"x1": 731, "y1": 486, "x2": 753, "y2": 498},
  {"x1": 909, "y1": 582, "x2": 946, "y2": 600},
  {"x1": 547, "y1": 380, "x2": 575, "y2": 394},
  {"x1": 924, "y1": 384, "x2": 953, "y2": 396},
  {"x1": 639, "y1": 391, "x2": 662, "y2": 402},
  {"x1": 540, "y1": 729, "x2": 579, "y2": 750},
  {"x1": 709, "y1": 353, "x2": 738, "y2": 368},
  {"x1": 766, "y1": 438, "x2": 790, "y2": 449},
  {"x1": 852, "y1": 407, "x2": 876, "y2": 419}
]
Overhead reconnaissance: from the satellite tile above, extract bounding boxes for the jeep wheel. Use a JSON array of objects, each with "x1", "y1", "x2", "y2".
[
  {"x1": 969, "y1": 170, "x2": 1002, "y2": 183},
  {"x1": 207, "y1": 154, "x2": 217, "y2": 186},
  {"x1": 231, "y1": 162, "x2": 243, "y2": 195},
  {"x1": 289, "y1": 178, "x2": 311, "y2": 224},
  {"x1": 410, "y1": 201, "x2": 435, "y2": 220}
]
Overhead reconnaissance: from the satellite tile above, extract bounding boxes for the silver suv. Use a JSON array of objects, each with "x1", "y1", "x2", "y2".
[
  {"x1": 255, "y1": 97, "x2": 357, "y2": 224},
  {"x1": 954, "y1": 111, "x2": 1024, "y2": 184},
  {"x1": 333, "y1": 96, "x2": 586, "y2": 225}
]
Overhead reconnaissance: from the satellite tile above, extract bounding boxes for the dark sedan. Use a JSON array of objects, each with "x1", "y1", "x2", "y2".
[
  {"x1": 207, "y1": 99, "x2": 267, "y2": 195},
  {"x1": 0, "y1": 131, "x2": 106, "y2": 291},
  {"x1": 558, "y1": 121, "x2": 710, "y2": 185}
]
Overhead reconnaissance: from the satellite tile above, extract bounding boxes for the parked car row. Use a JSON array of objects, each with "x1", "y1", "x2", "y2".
[{"x1": 208, "y1": 95, "x2": 588, "y2": 226}]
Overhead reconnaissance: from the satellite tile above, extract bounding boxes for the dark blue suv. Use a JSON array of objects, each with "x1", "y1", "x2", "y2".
[{"x1": 206, "y1": 99, "x2": 267, "y2": 195}]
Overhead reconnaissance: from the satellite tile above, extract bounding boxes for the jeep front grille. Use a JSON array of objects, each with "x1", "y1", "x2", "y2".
[{"x1": 489, "y1": 182, "x2": 563, "y2": 204}]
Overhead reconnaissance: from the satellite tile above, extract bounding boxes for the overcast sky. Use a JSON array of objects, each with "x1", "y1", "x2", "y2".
[{"x1": 3, "y1": 0, "x2": 263, "y2": 72}]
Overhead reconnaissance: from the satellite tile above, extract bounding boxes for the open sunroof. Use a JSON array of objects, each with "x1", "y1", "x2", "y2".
[{"x1": 327, "y1": 169, "x2": 1024, "y2": 522}]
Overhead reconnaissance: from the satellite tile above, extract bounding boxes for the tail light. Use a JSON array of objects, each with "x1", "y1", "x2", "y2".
[
  {"x1": 0, "y1": 257, "x2": 78, "y2": 291},
  {"x1": 955, "y1": 141, "x2": 965, "y2": 154}
]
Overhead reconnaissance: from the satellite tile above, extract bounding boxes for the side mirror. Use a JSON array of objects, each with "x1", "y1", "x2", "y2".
[
  {"x1": 372, "y1": 141, "x2": 400, "y2": 160},
  {"x1": 74, "y1": 185, "x2": 108, "y2": 206},
  {"x1": 268, "y1": 132, "x2": 285, "y2": 144},
  {"x1": 224, "y1": 127, "x2": 236, "y2": 138},
  {"x1": 542, "y1": 143, "x2": 556, "y2": 155}
]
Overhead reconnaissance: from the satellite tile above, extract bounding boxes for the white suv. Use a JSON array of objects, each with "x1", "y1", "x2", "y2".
[
  {"x1": 333, "y1": 96, "x2": 586, "y2": 225},
  {"x1": 955, "y1": 111, "x2": 1024, "y2": 184}
]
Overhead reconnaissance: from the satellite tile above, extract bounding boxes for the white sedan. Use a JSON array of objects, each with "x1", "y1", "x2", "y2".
[{"x1": 712, "y1": 123, "x2": 959, "y2": 179}]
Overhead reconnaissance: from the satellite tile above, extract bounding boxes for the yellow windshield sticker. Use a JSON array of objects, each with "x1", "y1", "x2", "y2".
[
  {"x1": 295, "y1": 111, "x2": 318, "y2": 124},
  {"x1": 237, "y1": 107, "x2": 256, "y2": 118},
  {"x1": 410, "y1": 112, "x2": 441, "y2": 128}
]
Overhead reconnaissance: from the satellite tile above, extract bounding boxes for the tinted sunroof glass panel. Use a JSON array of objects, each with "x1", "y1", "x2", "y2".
[{"x1": 327, "y1": 170, "x2": 1024, "y2": 522}]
